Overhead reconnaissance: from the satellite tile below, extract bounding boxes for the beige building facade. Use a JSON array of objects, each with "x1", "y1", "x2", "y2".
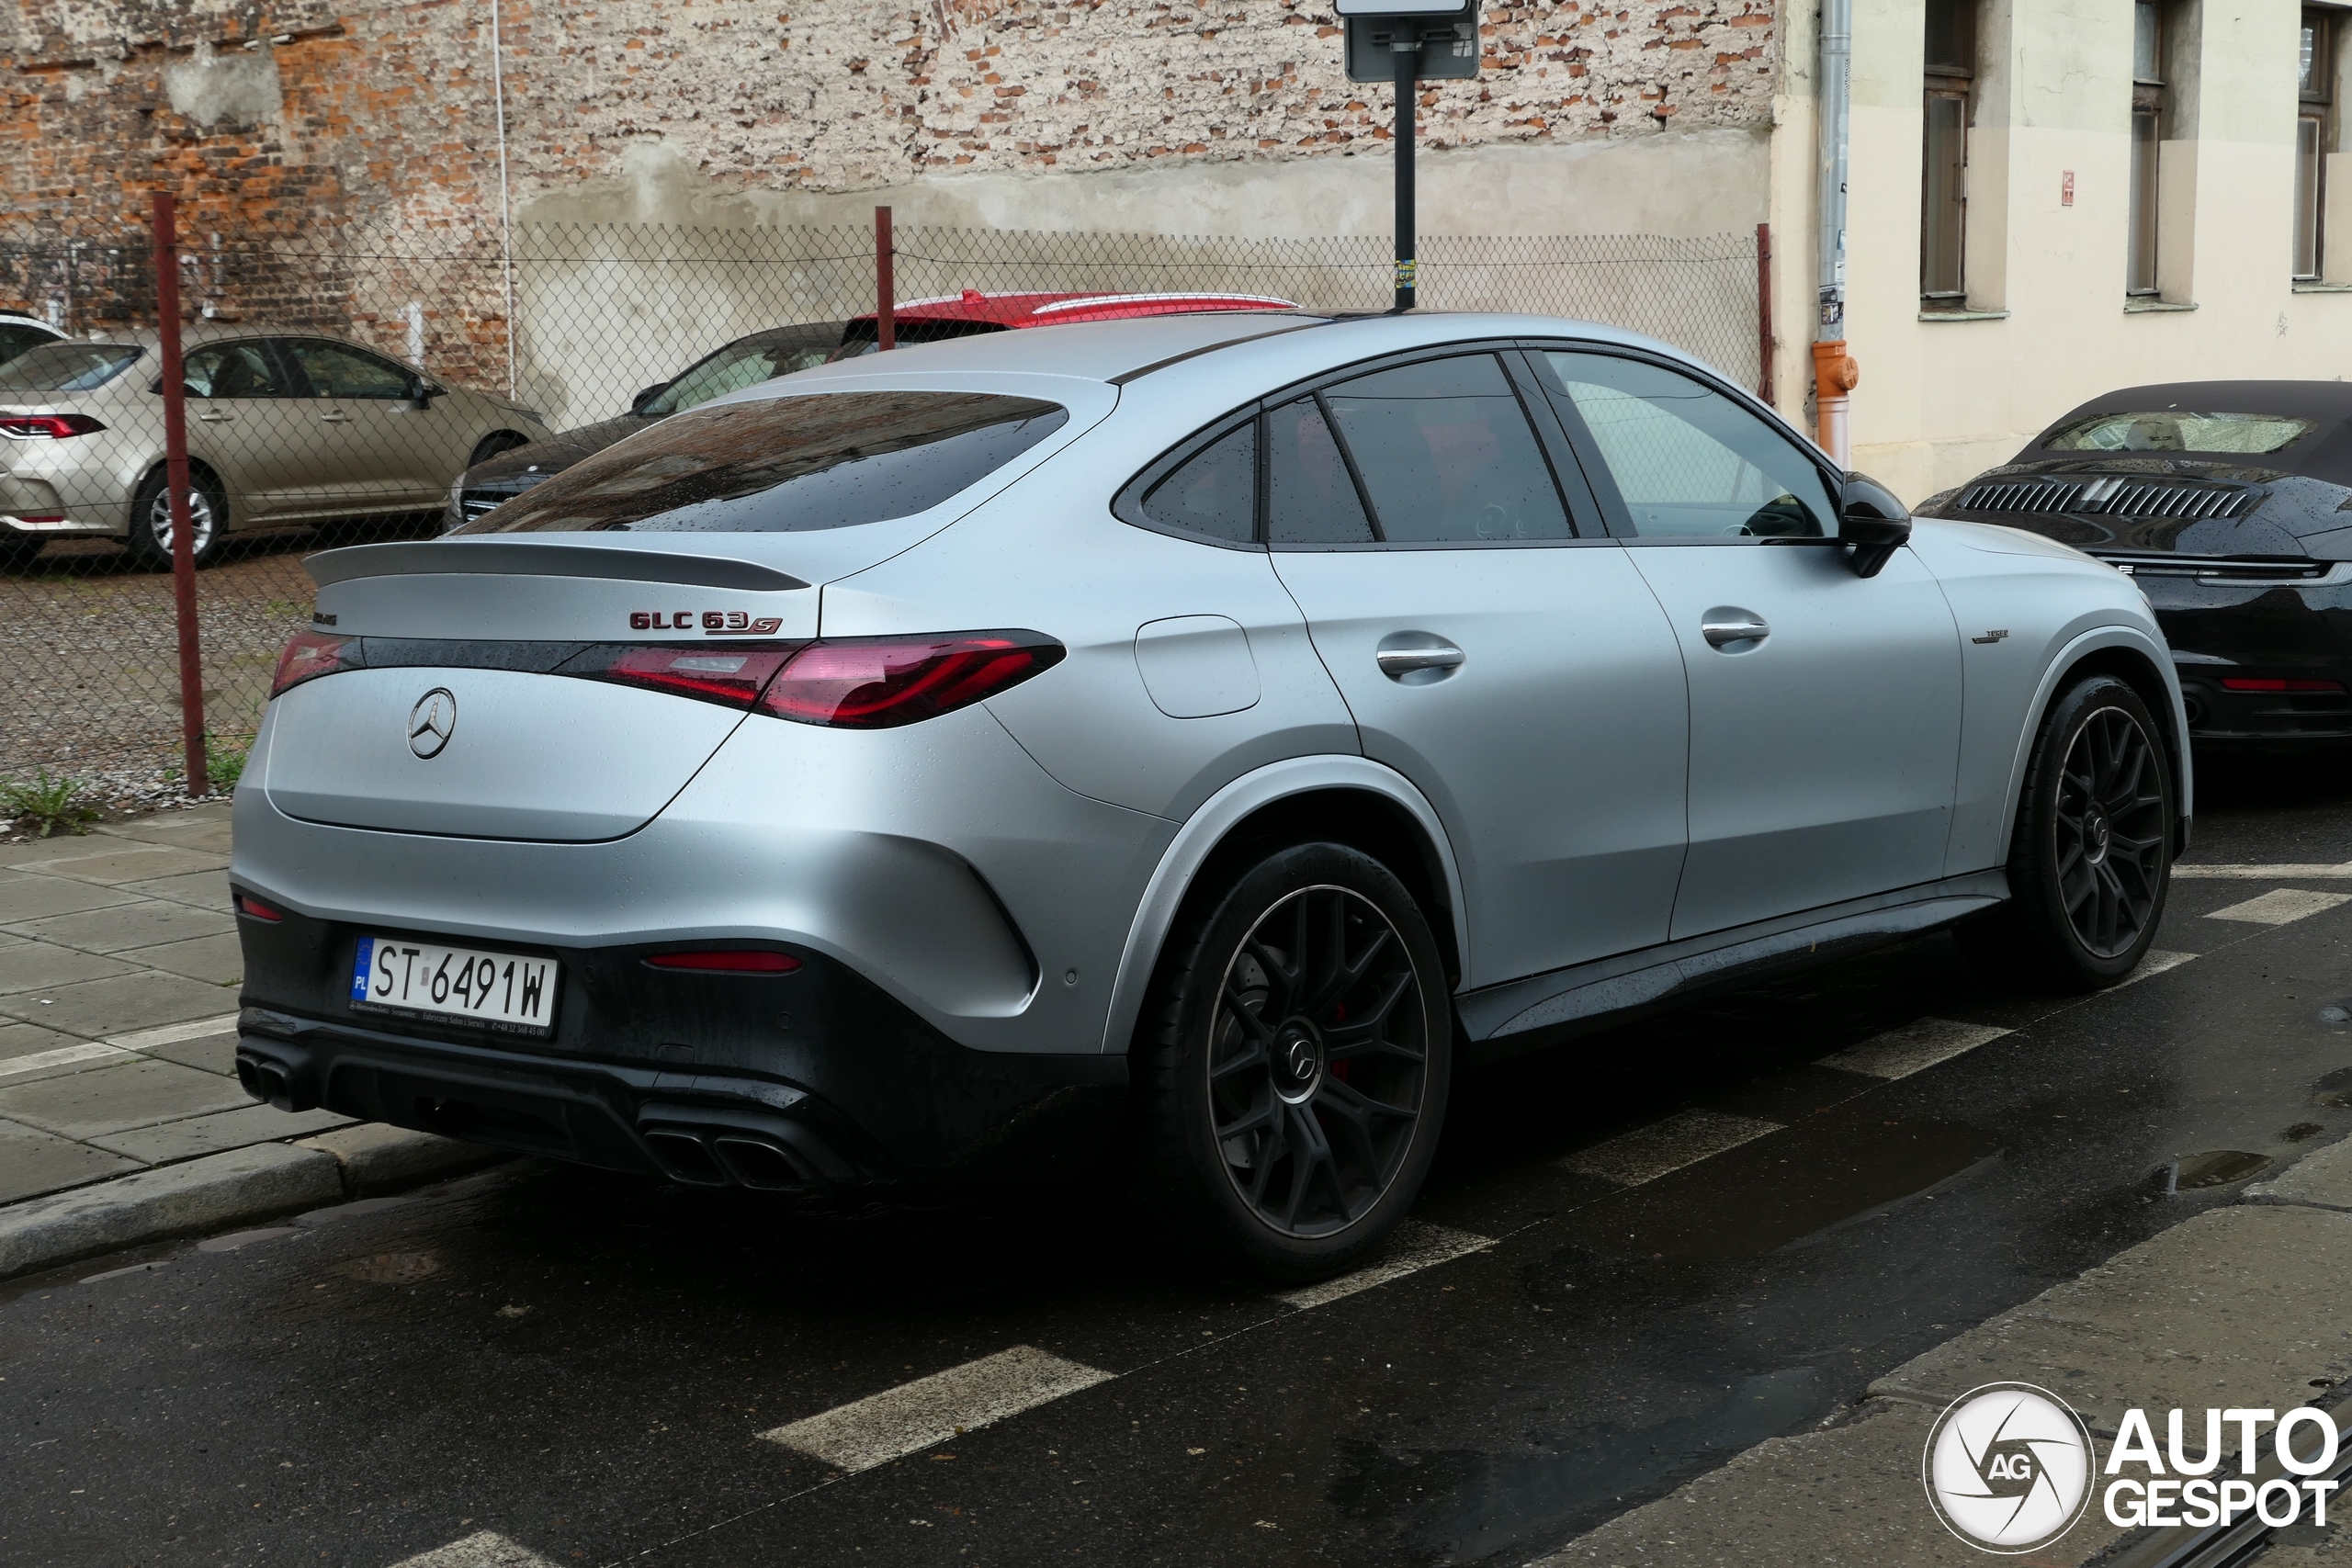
[{"x1": 1766, "y1": 0, "x2": 2352, "y2": 502}]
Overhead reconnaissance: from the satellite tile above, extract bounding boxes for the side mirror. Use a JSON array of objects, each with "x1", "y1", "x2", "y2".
[
  {"x1": 408, "y1": 376, "x2": 446, "y2": 410},
  {"x1": 629, "y1": 383, "x2": 669, "y2": 415},
  {"x1": 1838, "y1": 472, "x2": 1912, "y2": 579}
]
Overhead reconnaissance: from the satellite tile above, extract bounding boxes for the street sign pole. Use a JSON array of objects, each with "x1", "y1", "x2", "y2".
[{"x1": 1393, "y1": 40, "x2": 1416, "y2": 312}]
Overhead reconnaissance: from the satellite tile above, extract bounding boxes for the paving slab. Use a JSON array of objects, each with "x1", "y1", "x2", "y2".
[
  {"x1": 0, "y1": 872, "x2": 139, "y2": 922},
  {"x1": 0, "y1": 1020, "x2": 76, "y2": 1063},
  {"x1": 0, "y1": 938, "x2": 138, "y2": 997},
  {"x1": 0, "y1": 969, "x2": 243, "y2": 1037},
  {"x1": 102, "y1": 809, "x2": 233, "y2": 854},
  {"x1": 0, "y1": 1119, "x2": 140, "y2": 1205},
  {"x1": 0, "y1": 1055, "x2": 255, "y2": 1138},
  {"x1": 140, "y1": 1029, "x2": 239, "y2": 1077},
  {"x1": 117, "y1": 868, "x2": 234, "y2": 910},
  {"x1": 16, "y1": 900, "x2": 236, "y2": 953},
  {"x1": 8, "y1": 843, "x2": 228, "y2": 885},
  {"x1": 89, "y1": 1104, "x2": 356, "y2": 1164},
  {"x1": 1868, "y1": 1204, "x2": 2352, "y2": 1436},
  {"x1": 121, "y1": 932, "x2": 243, "y2": 986},
  {"x1": 0, "y1": 1141, "x2": 344, "y2": 1278}
]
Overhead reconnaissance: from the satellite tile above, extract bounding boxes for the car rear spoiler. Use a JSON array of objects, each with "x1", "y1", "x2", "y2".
[{"x1": 304, "y1": 541, "x2": 808, "y2": 592}]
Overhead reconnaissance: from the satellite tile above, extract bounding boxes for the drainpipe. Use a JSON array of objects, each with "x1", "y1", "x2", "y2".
[
  {"x1": 1813, "y1": 0, "x2": 1858, "y2": 465},
  {"x1": 491, "y1": 0, "x2": 516, "y2": 397}
]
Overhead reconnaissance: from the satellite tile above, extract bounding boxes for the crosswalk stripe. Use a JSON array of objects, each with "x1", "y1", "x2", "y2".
[
  {"x1": 2175, "y1": 863, "x2": 2352, "y2": 879},
  {"x1": 2205, "y1": 888, "x2": 2352, "y2": 925},
  {"x1": 2115, "y1": 949, "x2": 2197, "y2": 987},
  {"x1": 388, "y1": 1530, "x2": 560, "y2": 1568},
  {"x1": 105, "y1": 1012, "x2": 241, "y2": 1051},
  {"x1": 1273, "y1": 1220, "x2": 1495, "y2": 1310},
  {"x1": 1559, "y1": 1109, "x2": 1782, "y2": 1187},
  {"x1": 761, "y1": 1345, "x2": 1114, "y2": 1474},
  {"x1": 1817, "y1": 1018, "x2": 2012, "y2": 1080}
]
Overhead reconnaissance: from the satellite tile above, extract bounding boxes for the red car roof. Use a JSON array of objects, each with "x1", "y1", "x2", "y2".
[{"x1": 849, "y1": 289, "x2": 1300, "y2": 329}]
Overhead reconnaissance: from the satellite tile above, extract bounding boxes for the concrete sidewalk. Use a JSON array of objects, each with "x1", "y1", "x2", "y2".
[{"x1": 0, "y1": 801, "x2": 358, "y2": 1202}]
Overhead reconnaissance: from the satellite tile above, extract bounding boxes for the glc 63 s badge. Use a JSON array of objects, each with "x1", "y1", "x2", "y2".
[{"x1": 630, "y1": 610, "x2": 786, "y2": 634}]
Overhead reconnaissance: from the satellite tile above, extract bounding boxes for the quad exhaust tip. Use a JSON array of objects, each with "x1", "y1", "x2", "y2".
[{"x1": 640, "y1": 1123, "x2": 818, "y2": 1191}]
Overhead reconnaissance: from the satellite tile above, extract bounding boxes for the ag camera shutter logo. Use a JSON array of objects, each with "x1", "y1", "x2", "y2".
[{"x1": 1923, "y1": 1382, "x2": 2097, "y2": 1553}]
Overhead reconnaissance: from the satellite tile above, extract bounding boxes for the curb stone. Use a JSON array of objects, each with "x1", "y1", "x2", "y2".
[{"x1": 0, "y1": 1127, "x2": 514, "y2": 1281}]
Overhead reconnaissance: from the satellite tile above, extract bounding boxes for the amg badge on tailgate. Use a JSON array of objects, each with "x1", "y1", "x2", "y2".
[{"x1": 631, "y1": 610, "x2": 786, "y2": 634}]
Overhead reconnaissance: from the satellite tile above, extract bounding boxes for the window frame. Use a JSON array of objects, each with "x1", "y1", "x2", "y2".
[
  {"x1": 2128, "y1": 1, "x2": 2168, "y2": 297},
  {"x1": 1521, "y1": 341, "x2": 1849, "y2": 548},
  {"x1": 2299, "y1": 6, "x2": 2335, "y2": 282},
  {"x1": 1109, "y1": 339, "x2": 1610, "y2": 553},
  {"x1": 1921, "y1": 0, "x2": 1976, "y2": 306},
  {"x1": 174, "y1": 339, "x2": 301, "y2": 400},
  {"x1": 282, "y1": 336, "x2": 428, "y2": 401}
]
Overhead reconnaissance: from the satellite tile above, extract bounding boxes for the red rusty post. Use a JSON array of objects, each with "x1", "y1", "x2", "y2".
[
  {"x1": 876, "y1": 205, "x2": 896, "y2": 353},
  {"x1": 151, "y1": 191, "x2": 209, "y2": 797},
  {"x1": 1755, "y1": 221, "x2": 1774, "y2": 406}
]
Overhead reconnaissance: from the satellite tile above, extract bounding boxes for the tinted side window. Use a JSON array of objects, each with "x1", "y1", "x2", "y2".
[
  {"x1": 288, "y1": 341, "x2": 414, "y2": 400},
  {"x1": 1322, "y1": 355, "x2": 1573, "y2": 543},
  {"x1": 1140, "y1": 422, "x2": 1256, "y2": 544},
  {"x1": 1267, "y1": 396, "x2": 1374, "y2": 545},
  {"x1": 184, "y1": 343, "x2": 291, "y2": 399},
  {"x1": 0, "y1": 324, "x2": 52, "y2": 363},
  {"x1": 1540, "y1": 351, "x2": 1835, "y2": 538}
]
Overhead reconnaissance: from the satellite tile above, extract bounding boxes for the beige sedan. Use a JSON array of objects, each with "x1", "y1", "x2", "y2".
[{"x1": 0, "y1": 325, "x2": 551, "y2": 570}]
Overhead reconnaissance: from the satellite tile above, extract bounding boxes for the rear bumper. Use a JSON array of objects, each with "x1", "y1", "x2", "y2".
[
  {"x1": 2146, "y1": 584, "x2": 2352, "y2": 740},
  {"x1": 232, "y1": 904, "x2": 1126, "y2": 1190}
]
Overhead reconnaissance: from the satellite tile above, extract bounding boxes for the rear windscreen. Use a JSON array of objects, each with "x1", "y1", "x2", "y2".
[
  {"x1": 0, "y1": 342, "x2": 143, "y2": 392},
  {"x1": 455, "y1": 389, "x2": 1069, "y2": 535},
  {"x1": 2044, "y1": 411, "x2": 2315, "y2": 455}
]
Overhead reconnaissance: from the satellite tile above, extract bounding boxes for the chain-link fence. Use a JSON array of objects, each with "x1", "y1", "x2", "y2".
[{"x1": 0, "y1": 222, "x2": 1764, "y2": 793}]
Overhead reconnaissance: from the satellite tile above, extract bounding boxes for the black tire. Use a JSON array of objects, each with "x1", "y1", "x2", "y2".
[
  {"x1": 1970, "y1": 674, "x2": 2175, "y2": 990},
  {"x1": 468, "y1": 431, "x2": 533, "y2": 468},
  {"x1": 1131, "y1": 841, "x2": 1453, "y2": 1281},
  {"x1": 0, "y1": 535, "x2": 40, "y2": 574},
  {"x1": 126, "y1": 467, "x2": 227, "y2": 570}
]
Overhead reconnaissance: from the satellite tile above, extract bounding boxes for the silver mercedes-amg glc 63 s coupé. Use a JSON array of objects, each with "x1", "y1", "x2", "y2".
[{"x1": 231, "y1": 311, "x2": 2188, "y2": 1280}]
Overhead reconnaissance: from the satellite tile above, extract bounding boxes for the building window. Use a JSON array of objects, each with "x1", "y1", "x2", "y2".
[
  {"x1": 2299, "y1": 8, "x2": 2333, "y2": 281},
  {"x1": 1922, "y1": 0, "x2": 1974, "y2": 305},
  {"x1": 2129, "y1": 0, "x2": 2165, "y2": 295}
]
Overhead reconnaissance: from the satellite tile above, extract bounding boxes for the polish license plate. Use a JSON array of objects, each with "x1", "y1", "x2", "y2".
[{"x1": 349, "y1": 935, "x2": 559, "y2": 1036}]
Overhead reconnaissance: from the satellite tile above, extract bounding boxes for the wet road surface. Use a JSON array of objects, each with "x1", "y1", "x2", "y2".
[{"x1": 9, "y1": 747, "x2": 2352, "y2": 1567}]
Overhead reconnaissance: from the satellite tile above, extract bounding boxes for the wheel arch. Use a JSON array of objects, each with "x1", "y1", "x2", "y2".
[
  {"x1": 1996, "y1": 627, "x2": 2193, "y2": 863},
  {"x1": 1102, "y1": 757, "x2": 1469, "y2": 1057},
  {"x1": 126, "y1": 455, "x2": 232, "y2": 536}
]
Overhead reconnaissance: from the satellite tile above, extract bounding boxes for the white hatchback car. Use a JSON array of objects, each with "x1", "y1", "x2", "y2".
[{"x1": 231, "y1": 311, "x2": 2186, "y2": 1280}]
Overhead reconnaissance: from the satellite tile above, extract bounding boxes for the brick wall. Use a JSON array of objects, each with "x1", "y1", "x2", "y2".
[{"x1": 2, "y1": 0, "x2": 1780, "y2": 253}]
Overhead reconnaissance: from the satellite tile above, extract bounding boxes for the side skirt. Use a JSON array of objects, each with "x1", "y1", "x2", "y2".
[{"x1": 1454, "y1": 871, "x2": 2011, "y2": 1066}]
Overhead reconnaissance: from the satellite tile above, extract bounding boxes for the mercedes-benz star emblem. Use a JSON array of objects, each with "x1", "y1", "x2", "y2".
[{"x1": 407, "y1": 688, "x2": 458, "y2": 760}]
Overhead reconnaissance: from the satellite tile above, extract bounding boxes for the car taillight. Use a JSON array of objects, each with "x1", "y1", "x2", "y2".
[
  {"x1": 755, "y1": 632, "x2": 1064, "y2": 729},
  {"x1": 643, "y1": 950, "x2": 801, "y2": 973},
  {"x1": 2221, "y1": 678, "x2": 2345, "y2": 693},
  {"x1": 233, "y1": 891, "x2": 285, "y2": 922},
  {"x1": 560, "y1": 644, "x2": 805, "y2": 709},
  {"x1": 271, "y1": 631, "x2": 361, "y2": 696},
  {"x1": 0, "y1": 413, "x2": 106, "y2": 440}
]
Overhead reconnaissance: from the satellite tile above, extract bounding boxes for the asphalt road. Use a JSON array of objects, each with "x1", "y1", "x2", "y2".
[{"x1": 9, "y1": 747, "x2": 2352, "y2": 1568}]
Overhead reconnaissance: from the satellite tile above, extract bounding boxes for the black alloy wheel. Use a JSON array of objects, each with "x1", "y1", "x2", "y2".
[
  {"x1": 1134, "y1": 841, "x2": 1451, "y2": 1280},
  {"x1": 1208, "y1": 884, "x2": 1431, "y2": 1237},
  {"x1": 1970, "y1": 673, "x2": 2174, "y2": 989}
]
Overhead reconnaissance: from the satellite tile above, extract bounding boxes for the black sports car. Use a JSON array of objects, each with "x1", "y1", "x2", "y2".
[{"x1": 1917, "y1": 380, "x2": 2352, "y2": 741}]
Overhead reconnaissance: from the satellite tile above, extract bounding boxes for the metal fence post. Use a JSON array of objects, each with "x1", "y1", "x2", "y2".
[
  {"x1": 150, "y1": 191, "x2": 209, "y2": 798},
  {"x1": 876, "y1": 206, "x2": 896, "y2": 352},
  {"x1": 1756, "y1": 221, "x2": 1774, "y2": 406}
]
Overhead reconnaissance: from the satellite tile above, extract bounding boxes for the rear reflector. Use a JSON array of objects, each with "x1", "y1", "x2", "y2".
[
  {"x1": 234, "y1": 891, "x2": 285, "y2": 922},
  {"x1": 2220, "y1": 677, "x2": 2345, "y2": 693},
  {"x1": 756, "y1": 631, "x2": 1064, "y2": 729},
  {"x1": 271, "y1": 631, "x2": 361, "y2": 697},
  {"x1": 643, "y1": 950, "x2": 802, "y2": 973},
  {"x1": 0, "y1": 413, "x2": 106, "y2": 440},
  {"x1": 559, "y1": 643, "x2": 806, "y2": 709}
]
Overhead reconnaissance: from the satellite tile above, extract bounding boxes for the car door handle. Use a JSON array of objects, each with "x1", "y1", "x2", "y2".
[
  {"x1": 318, "y1": 412, "x2": 352, "y2": 424},
  {"x1": 1375, "y1": 640, "x2": 1466, "y2": 679},
  {"x1": 195, "y1": 412, "x2": 233, "y2": 423},
  {"x1": 1701, "y1": 615, "x2": 1770, "y2": 649}
]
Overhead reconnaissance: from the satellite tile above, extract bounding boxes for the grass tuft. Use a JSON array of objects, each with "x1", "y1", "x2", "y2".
[{"x1": 1, "y1": 771, "x2": 101, "y2": 838}]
